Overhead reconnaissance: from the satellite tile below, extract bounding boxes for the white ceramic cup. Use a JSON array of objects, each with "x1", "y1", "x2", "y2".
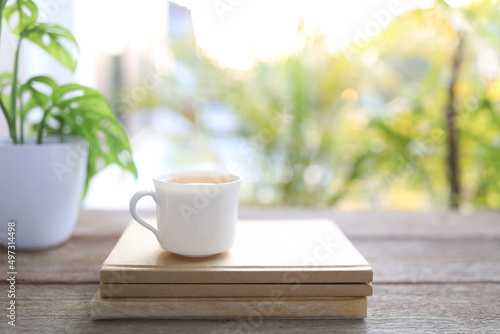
[{"x1": 129, "y1": 170, "x2": 242, "y2": 257}]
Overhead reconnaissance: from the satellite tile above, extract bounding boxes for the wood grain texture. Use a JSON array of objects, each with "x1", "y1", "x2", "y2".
[
  {"x1": 3, "y1": 235, "x2": 116, "y2": 283},
  {"x1": 75, "y1": 209, "x2": 500, "y2": 240},
  {"x1": 0, "y1": 283, "x2": 498, "y2": 333},
  {"x1": 0, "y1": 210, "x2": 499, "y2": 333},
  {"x1": 5, "y1": 236, "x2": 499, "y2": 284}
]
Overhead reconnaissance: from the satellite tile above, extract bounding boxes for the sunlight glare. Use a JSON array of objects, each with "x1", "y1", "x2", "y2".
[{"x1": 173, "y1": 0, "x2": 435, "y2": 70}]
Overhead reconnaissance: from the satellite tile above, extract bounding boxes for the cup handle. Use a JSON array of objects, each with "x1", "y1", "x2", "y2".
[{"x1": 129, "y1": 190, "x2": 163, "y2": 243}]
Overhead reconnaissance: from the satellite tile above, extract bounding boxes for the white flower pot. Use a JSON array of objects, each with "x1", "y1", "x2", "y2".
[{"x1": 0, "y1": 137, "x2": 88, "y2": 250}]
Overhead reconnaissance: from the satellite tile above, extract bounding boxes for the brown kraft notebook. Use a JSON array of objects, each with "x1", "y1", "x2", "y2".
[
  {"x1": 99, "y1": 282, "x2": 373, "y2": 298},
  {"x1": 91, "y1": 292, "x2": 367, "y2": 319},
  {"x1": 100, "y1": 219, "x2": 373, "y2": 285}
]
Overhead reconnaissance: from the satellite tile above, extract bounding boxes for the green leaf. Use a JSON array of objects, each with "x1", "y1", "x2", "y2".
[
  {"x1": 51, "y1": 84, "x2": 138, "y2": 195},
  {"x1": 0, "y1": 71, "x2": 12, "y2": 112},
  {"x1": 3, "y1": 0, "x2": 37, "y2": 36},
  {"x1": 0, "y1": 71, "x2": 11, "y2": 87},
  {"x1": 0, "y1": 72, "x2": 11, "y2": 126},
  {"x1": 25, "y1": 24, "x2": 78, "y2": 71},
  {"x1": 21, "y1": 79, "x2": 138, "y2": 197},
  {"x1": 22, "y1": 75, "x2": 57, "y2": 111}
]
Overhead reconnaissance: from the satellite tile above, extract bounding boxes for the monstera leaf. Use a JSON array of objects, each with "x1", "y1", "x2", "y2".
[
  {"x1": 3, "y1": 0, "x2": 38, "y2": 35},
  {"x1": 25, "y1": 24, "x2": 78, "y2": 72},
  {"x1": 22, "y1": 77, "x2": 138, "y2": 195},
  {"x1": 3, "y1": 0, "x2": 78, "y2": 71}
]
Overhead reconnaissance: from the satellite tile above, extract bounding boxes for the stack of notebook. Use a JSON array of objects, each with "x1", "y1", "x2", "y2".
[{"x1": 91, "y1": 219, "x2": 373, "y2": 319}]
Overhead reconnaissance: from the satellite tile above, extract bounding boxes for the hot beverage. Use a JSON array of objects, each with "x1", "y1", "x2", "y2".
[{"x1": 165, "y1": 176, "x2": 231, "y2": 184}]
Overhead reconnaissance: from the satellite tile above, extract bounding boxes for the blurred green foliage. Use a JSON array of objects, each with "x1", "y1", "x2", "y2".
[{"x1": 160, "y1": 0, "x2": 500, "y2": 209}]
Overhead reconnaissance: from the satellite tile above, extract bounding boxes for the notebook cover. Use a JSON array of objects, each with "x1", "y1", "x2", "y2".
[
  {"x1": 100, "y1": 220, "x2": 373, "y2": 284},
  {"x1": 99, "y1": 282, "x2": 373, "y2": 298},
  {"x1": 91, "y1": 290, "x2": 367, "y2": 319}
]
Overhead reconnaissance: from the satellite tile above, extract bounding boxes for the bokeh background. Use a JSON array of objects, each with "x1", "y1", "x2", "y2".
[{"x1": 1, "y1": 0, "x2": 499, "y2": 210}]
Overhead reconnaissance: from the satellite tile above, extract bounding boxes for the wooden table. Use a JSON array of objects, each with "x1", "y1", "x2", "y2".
[{"x1": 1, "y1": 209, "x2": 499, "y2": 333}]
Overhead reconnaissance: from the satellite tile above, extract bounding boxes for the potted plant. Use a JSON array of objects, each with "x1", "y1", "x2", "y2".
[{"x1": 0, "y1": 0, "x2": 137, "y2": 249}]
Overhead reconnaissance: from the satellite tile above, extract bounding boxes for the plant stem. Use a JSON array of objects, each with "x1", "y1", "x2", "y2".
[
  {"x1": 9, "y1": 36, "x2": 23, "y2": 144},
  {"x1": 0, "y1": 96, "x2": 12, "y2": 138},
  {"x1": 37, "y1": 107, "x2": 51, "y2": 144},
  {"x1": 445, "y1": 32, "x2": 464, "y2": 209},
  {"x1": 19, "y1": 85, "x2": 24, "y2": 144},
  {"x1": 0, "y1": 1, "x2": 12, "y2": 142},
  {"x1": 0, "y1": 0, "x2": 6, "y2": 54}
]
